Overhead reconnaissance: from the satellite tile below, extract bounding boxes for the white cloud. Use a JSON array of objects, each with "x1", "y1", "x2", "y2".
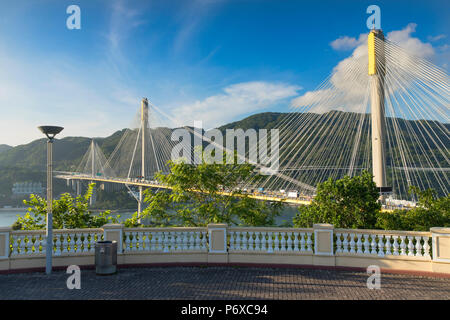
[
  {"x1": 292, "y1": 23, "x2": 439, "y2": 113},
  {"x1": 427, "y1": 34, "x2": 447, "y2": 42},
  {"x1": 330, "y1": 34, "x2": 366, "y2": 51},
  {"x1": 169, "y1": 81, "x2": 302, "y2": 129}
]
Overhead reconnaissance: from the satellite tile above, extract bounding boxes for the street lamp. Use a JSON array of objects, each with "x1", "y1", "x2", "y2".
[{"x1": 38, "y1": 126, "x2": 64, "y2": 275}]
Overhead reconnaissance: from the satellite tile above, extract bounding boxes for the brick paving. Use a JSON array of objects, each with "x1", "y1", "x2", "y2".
[{"x1": 0, "y1": 266, "x2": 449, "y2": 300}]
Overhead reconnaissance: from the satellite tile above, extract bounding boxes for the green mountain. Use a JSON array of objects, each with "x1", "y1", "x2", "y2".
[
  {"x1": 0, "y1": 144, "x2": 12, "y2": 153},
  {"x1": 0, "y1": 111, "x2": 448, "y2": 205}
]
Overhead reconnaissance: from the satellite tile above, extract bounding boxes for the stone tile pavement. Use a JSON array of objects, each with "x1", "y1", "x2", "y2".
[{"x1": 0, "y1": 266, "x2": 449, "y2": 300}]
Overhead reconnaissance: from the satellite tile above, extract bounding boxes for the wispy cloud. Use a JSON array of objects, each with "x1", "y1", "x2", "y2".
[
  {"x1": 428, "y1": 34, "x2": 447, "y2": 42},
  {"x1": 169, "y1": 81, "x2": 302, "y2": 129},
  {"x1": 171, "y1": 0, "x2": 224, "y2": 56}
]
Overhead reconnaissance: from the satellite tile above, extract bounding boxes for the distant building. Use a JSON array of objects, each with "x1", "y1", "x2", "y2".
[{"x1": 12, "y1": 182, "x2": 44, "y2": 198}]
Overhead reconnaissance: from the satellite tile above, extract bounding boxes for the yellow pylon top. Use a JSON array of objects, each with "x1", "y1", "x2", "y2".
[{"x1": 368, "y1": 31, "x2": 377, "y2": 75}]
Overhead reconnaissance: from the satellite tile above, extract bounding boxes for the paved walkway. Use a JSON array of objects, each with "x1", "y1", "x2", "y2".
[{"x1": 0, "y1": 266, "x2": 449, "y2": 300}]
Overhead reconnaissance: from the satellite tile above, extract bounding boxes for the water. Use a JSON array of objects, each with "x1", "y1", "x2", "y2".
[{"x1": 0, "y1": 206, "x2": 299, "y2": 227}]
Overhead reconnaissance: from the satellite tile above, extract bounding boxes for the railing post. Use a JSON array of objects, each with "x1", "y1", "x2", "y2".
[
  {"x1": 207, "y1": 224, "x2": 228, "y2": 264},
  {"x1": 0, "y1": 227, "x2": 11, "y2": 271},
  {"x1": 431, "y1": 227, "x2": 450, "y2": 273},
  {"x1": 103, "y1": 224, "x2": 124, "y2": 254},
  {"x1": 313, "y1": 224, "x2": 335, "y2": 266}
]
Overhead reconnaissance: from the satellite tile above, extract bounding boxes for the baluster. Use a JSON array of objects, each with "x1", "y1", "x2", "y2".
[
  {"x1": 28, "y1": 235, "x2": 36, "y2": 253},
  {"x1": 415, "y1": 236, "x2": 423, "y2": 257},
  {"x1": 300, "y1": 232, "x2": 306, "y2": 252},
  {"x1": 255, "y1": 232, "x2": 261, "y2": 251},
  {"x1": 149, "y1": 232, "x2": 156, "y2": 251},
  {"x1": 250, "y1": 231, "x2": 256, "y2": 251},
  {"x1": 62, "y1": 233, "x2": 69, "y2": 254},
  {"x1": 83, "y1": 233, "x2": 89, "y2": 252},
  {"x1": 232, "y1": 232, "x2": 238, "y2": 250},
  {"x1": 33, "y1": 235, "x2": 40, "y2": 254},
  {"x1": 135, "y1": 232, "x2": 142, "y2": 251},
  {"x1": 40, "y1": 236, "x2": 46, "y2": 255},
  {"x1": 184, "y1": 231, "x2": 190, "y2": 250},
  {"x1": 286, "y1": 232, "x2": 293, "y2": 252},
  {"x1": 55, "y1": 234, "x2": 61, "y2": 256},
  {"x1": 124, "y1": 233, "x2": 131, "y2": 251},
  {"x1": 267, "y1": 232, "x2": 273, "y2": 253},
  {"x1": 356, "y1": 234, "x2": 363, "y2": 254},
  {"x1": 201, "y1": 231, "x2": 207, "y2": 250},
  {"x1": 293, "y1": 232, "x2": 299, "y2": 252},
  {"x1": 188, "y1": 232, "x2": 195, "y2": 250},
  {"x1": 161, "y1": 232, "x2": 168, "y2": 252},
  {"x1": 377, "y1": 235, "x2": 385, "y2": 257},
  {"x1": 363, "y1": 234, "x2": 370, "y2": 254},
  {"x1": 173, "y1": 232, "x2": 179, "y2": 251},
  {"x1": 400, "y1": 236, "x2": 407, "y2": 255},
  {"x1": 143, "y1": 232, "x2": 149, "y2": 251},
  {"x1": 131, "y1": 232, "x2": 137, "y2": 251},
  {"x1": 280, "y1": 232, "x2": 286, "y2": 251},
  {"x1": 174, "y1": 232, "x2": 180, "y2": 251},
  {"x1": 335, "y1": 233, "x2": 342, "y2": 253},
  {"x1": 156, "y1": 232, "x2": 163, "y2": 251},
  {"x1": 167, "y1": 232, "x2": 174, "y2": 251},
  {"x1": 261, "y1": 232, "x2": 268, "y2": 251},
  {"x1": 274, "y1": 232, "x2": 280, "y2": 252},
  {"x1": 89, "y1": 233, "x2": 96, "y2": 252},
  {"x1": 423, "y1": 237, "x2": 430, "y2": 258},
  {"x1": 136, "y1": 232, "x2": 142, "y2": 251},
  {"x1": 240, "y1": 232, "x2": 247, "y2": 251},
  {"x1": 392, "y1": 236, "x2": 399, "y2": 256},
  {"x1": 370, "y1": 235, "x2": 377, "y2": 254},
  {"x1": 407, "y1": 236, "x2": 415, "y2": 256},
  {"x1": 342, "y1": 234, "x2": 349, "y2": 253},
  {"x1": 69, "y1": 234, "x2": 76, "y2": 253},
  {"x1": 74, "y1": 233, "x2": 81, "y2": 253},
  {"x1": 194, "y1": 231, "x2": 201, "y2": 250},
  {"x1": 23, "y1": 236, "x2": 30, "y2": 254},
  {"x1": 384, "y1": 235, "x2": 392, "y2": 256},
  {"x1": 18, "y1": 236, "x2": 25, "y2": 255},
  {"x1": 306, "y1": 233, "x2": 312, "y2": 252},
  {"x1": 181, "y1": 232, "x2": 187, "y2": 250},
  {"x1": 349, "y1": 234, "x2": 356, "y2": 254}
]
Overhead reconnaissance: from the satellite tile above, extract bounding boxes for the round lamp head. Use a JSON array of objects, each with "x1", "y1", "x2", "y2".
[{"x1": 38, "y1": 126, "x2": 64, "y2": 140}]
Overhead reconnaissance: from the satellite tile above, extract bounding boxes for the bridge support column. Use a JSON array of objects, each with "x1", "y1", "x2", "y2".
[
  {"x1": 369, "y1": 30, "x2": 388, "y2": 198},
  {"x1": 76, "y1": 180, "x2": 81, "y2": 196},
  {"x1": 89, "y1": 181, "x2": 96, "y2": 206},
  {"x1": 138, "y1": 186, "x2": 143, "y2": 223}
]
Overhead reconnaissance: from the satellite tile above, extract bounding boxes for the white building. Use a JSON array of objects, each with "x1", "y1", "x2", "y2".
[{"x1": 12, "y1": 182, "x2": 44, "y2": 198}]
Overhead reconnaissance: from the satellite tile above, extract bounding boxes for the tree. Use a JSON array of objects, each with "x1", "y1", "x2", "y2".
[
  {"x1": 12, "y1": 183, "x2": 120, "y2": 230},
  {"x1": 131, "y1": 159, "x2": 283, "y2": 227},
  {"x1": 293, "y1": 171, "x2": 381, "y2": 229},
  {"x1": 376, "y1": 187, "x2": 450, "y2": 231}
]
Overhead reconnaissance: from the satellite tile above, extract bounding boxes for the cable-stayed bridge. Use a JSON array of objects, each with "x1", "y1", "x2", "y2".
[{"x1": 56, "y1": 29, "x2": 449, "y2": 214}]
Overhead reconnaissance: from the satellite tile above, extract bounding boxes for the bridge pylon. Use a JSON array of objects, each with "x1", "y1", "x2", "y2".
[
  {"x1": 368, "y1": 29, "x2": 390, "y2": 199},
  {"x1": 138, "y1": 98, "x2": 149, "y2": 221}
]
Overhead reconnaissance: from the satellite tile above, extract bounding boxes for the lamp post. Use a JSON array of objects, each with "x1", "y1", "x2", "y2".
[{"x1": 38, "y1": 126, "x2": 64, "y2": 275}]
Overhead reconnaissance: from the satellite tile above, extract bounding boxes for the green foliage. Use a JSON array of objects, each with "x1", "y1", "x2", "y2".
[
  {"x1": 91, "y1": 189, "x2": 138, "y2": 210},
  {"x1": 293, "y1": 171, "x2": 381, "y2": 229},
  {"x1": 376, "y1": 187, "x2": 450, "y2": 231},
  {"x1": 12, "y1": 183, "x2": 120, "y2": 230},
  {"x1": 135, "y1": 159, "x2": 282, "y2": 227}
]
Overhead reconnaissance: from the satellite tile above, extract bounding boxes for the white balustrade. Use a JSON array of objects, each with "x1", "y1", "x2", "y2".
[
  {"x1": 121, "y1": 229, "x2": 208, "y2": 253},
  {"x1": 335, "y1": 231, "x2": 431, "y2": 258},
  {"x1": 227, "y1": 229, "x2": 313, "y2": 254}
]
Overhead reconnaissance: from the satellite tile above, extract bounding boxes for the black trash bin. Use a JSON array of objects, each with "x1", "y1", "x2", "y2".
[{"x1": 95, "y1": 240, "x2": 117, "y2": 275}]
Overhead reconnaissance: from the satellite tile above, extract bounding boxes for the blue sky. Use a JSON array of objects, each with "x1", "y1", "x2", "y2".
[{"x1": 0, "y1": 0, "x2": 448, "y2": 146}]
